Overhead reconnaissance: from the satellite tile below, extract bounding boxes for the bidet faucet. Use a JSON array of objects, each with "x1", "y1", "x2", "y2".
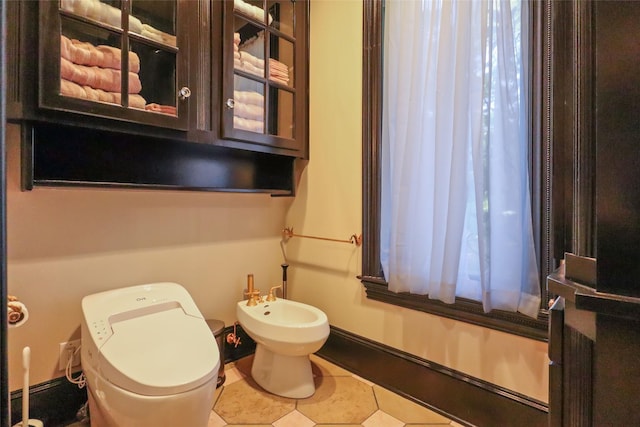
[
  {"x1": 246, "y1": 291, "x2": 262, "y2": 306},
  {"x1": 244, "y1": 274, "x2": 262, "y2": 306},
  {"x1": 281, "y1": 263, "x2": 289, "y2": 299},
  {"x1": 266, "y1": 285, "x2": 282, "y2": 301},
  {"x1": 246, "y1": 274, "x2": 255, "y2": 295}
]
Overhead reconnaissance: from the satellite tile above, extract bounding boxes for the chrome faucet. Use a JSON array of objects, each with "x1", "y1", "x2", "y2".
[{"x1": 281, "y1": 263, "x2": 289, "y2": 299}]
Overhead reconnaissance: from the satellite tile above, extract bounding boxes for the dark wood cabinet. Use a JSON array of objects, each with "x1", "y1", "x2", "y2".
[
  {"x1": 220, "y1": 0, "x2": 308, "y2": 154},
  {"x1": 38, "y1": 0, "x2": 190, "y2": 130},
  {"x1": 6, "y1": 0, "x2": 309, "y2": 193}
]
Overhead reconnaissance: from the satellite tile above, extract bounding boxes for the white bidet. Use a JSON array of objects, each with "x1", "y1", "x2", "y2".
[{"x1": 236, "y1": 298, "x2": 329, "y2": 398}]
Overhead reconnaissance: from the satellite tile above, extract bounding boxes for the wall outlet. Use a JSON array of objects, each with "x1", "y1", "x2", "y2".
[{"x1": 59, "y1": 339, "x2": 81, "y2": 371}]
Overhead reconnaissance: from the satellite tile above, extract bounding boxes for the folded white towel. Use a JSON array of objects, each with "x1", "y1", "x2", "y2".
[
  {"x1": 233, "y1": 115, "x2": 264, "y2": 133},
  {"x1": 240, "y1": 60, "x2": 264, "y2": 78},
  {"x1": 233, "y1": 100, "x2": 264, "y2": 121},
  {"x1": 240, "y1": 51, "x2": 265, "y2": 69},
  {"x1": 233, "y1": 90, "x2": 264, "y2": 107}
]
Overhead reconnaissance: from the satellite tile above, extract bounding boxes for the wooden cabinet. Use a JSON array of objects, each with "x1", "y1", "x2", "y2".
[
  {"x1": 38, "y1": 0, "x2": 190, "y2": 130},
  {"x1": 220, "y1": 0, "x2": 308, "y2": 154},
  {"x1": 7, "y1": 0, "x2": 308, "y2": 193}
]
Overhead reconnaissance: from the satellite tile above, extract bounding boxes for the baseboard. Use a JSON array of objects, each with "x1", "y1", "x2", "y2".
[
  {"x1": 10, "y1": 376, "x2": 87, "y2": 427},
  {"x1": 316, "y1": 325, "x2": 548, "y2": 427},
  {"x1": 222, "y1": 323, "x2": 255, "y2": 363}
]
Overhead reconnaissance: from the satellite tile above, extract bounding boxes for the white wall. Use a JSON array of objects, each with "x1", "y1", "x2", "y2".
[
  {"x1": 284, "y1": 0, "x2": 549, "y2": 403},
  {"x1": 6, "y1": 124, "x2": 291, "y2": 390}
]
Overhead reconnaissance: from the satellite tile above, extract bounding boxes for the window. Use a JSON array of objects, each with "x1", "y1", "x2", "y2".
[{"x1": 361, "y1": 0, "x2": 558, "y2": 340}]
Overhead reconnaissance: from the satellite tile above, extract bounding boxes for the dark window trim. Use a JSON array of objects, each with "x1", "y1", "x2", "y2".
[{"x1": 360, "y1": 0, "x2": 556, "y2": 342}]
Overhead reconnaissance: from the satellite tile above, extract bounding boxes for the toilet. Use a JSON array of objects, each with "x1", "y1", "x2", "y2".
[
  {"x1": 236, "y1": 298, "x2": 329, "y2": 398},
  {"x1": 80, "y1": 283, "x2": 220, "y2": 427}
]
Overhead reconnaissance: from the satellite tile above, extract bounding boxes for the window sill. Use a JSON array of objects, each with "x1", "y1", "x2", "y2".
[{"x1": 360, "y1": 276, "x2": 549, "y2": 342}]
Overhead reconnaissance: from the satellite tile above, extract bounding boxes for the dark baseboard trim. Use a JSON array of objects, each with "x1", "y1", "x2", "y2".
[
  {"x1": 10, "y1": 376, "x2": 87, "y2": 427},
  {"x1": 222, "y1": 323, "x2": 256, "y2": 363},
  {"x1": 316, "y1": 325, "x2": 548, "y2": 427}
]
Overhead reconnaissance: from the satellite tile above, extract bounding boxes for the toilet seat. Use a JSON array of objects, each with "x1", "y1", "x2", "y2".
[{"x1": 98, "y1": 306, "x2": 219, "y2": 396}]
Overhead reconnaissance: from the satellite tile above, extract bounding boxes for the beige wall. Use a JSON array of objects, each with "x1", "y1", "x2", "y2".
[
  {"x1": 284, "y1": 0, "x2": 549, "y2": 403},
  {"x1": 7, "y1": 0, "x2": 548, "y2": 404},
  {"x1": 6, "y1": 123, "x2": 291, "y2": 390}
]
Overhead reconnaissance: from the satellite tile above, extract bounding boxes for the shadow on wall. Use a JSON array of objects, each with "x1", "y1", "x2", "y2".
[{"x1": 5, "y1": 124, "x2": 292, "y2": 261}]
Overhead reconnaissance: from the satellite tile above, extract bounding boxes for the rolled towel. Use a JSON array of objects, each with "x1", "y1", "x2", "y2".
[
  {"x1": 240, "y1": 51, "x2": 264, "y2": 69},
  {"x1": 233, "y1": 115, "x2": 264, "y2": 133},
  {"x1": 145, "y1": 103, "x2": 177, "y2": 115},
  {"x1": 112, "y1": 93, "x2": 147, "y2": 109},
  {"x1": 140, "y1": 27, "x2": 163, "y2": 43},
  {"x1": 60, "y1": 35, "x2": 73, "y2": 63},
  {"x1": 128, "y1": 94, "x2": 147, "y2": 109},
  {"x1": 60, "y1": 78, "x2": 87, "y2": 99},
  {"x1": 140, "y1": 24, "x2": 177, "y2": 47},
  {"x1": 233, "y1": 90, "x2": 263, "y2": 107},
  {"x1": 60, "y1": 78, "x2": 146, "y2": 108},
  {"x1": 269, "y1": 76, "x2": 290, "y2": 86},
  {"x1": 99, "y1": 1, "x2": 121, "y2": 27},
  {"x1": 81, "y1": 84, "x2": 103, "y2": 101},
  {"x1": 60, "y1": 57, "x2": 142, "y2": 94},
  {"x1": 60, "y1": 57, "x2": 90, "y2": 86},
  {"x1": 240, "y1": 61, "x2": 263, "y2": 77},
  {"x1": 62, "y1": 36, "x2": 141, "y2": 72},
  {"x1": 128, "y1": 14, "x2": 143, "y2": 34},
  {"x1": 69, "y1": 38, "x2": 104, "y2": 66},
  {"x1": 269, "y1": 58, "x2": 289, "y2": 72},
  {"x1": 270, "y1": 68, "x2": 289, "y2": 77},
  {"x1": 60, "y1": 0, "x2": 73, "y2": 13},
  {"x1": 96, "y1": 45, "x2": 141, "y2": 73},
  {"x1": 233, "y1": 100, "x2": 264, "y2": 121},
  {"x1": 66, "y1": 0, "x2": 98, "y2": 20}
]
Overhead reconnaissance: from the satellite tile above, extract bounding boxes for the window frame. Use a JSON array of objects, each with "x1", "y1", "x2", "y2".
[{"x1": 360, "y1": 0, "x2": 559, "y2": 341}]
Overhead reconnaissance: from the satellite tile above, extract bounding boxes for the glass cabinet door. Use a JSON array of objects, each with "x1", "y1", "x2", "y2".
[
  {"x1": 40, "y1": 0, "x2": 189, "y2": 130},
  {"x1": 222, "y1": 0, "x2": 306, "y2": 152}
]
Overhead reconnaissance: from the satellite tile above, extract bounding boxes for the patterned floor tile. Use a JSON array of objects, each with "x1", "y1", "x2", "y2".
[
  {"x1": 272, "y1": 410, "x2": 315, "y2": 427},
  {"x1": 213, "y1": 375, "x2": 295, "y2": 425},
  {"x1": 362, "y1": 409, "x2": 405, "y2": 427},
  {"x1": 373, "y1": 385, "x2": 451, "y2": 424},
  {"x1": 297, "y1": 376, "x2": 378, "y2": 424}
]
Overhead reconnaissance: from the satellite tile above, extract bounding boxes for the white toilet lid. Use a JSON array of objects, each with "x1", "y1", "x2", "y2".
[{"x1": 98, "y1": 307, "x2": 219, "y2": 396}]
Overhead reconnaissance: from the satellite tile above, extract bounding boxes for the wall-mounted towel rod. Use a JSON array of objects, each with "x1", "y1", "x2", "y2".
[{"x1": 282, "y1": 227, "x2": 362, "y2": 247}]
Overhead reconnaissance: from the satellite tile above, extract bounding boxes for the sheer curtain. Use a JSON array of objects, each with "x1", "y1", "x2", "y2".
[{"x1": 380, "y1": 0, "x2": 541, "y2": 318}]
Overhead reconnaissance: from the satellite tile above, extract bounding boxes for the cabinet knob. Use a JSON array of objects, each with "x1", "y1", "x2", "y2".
[
  {"x1": 178, "y1": 87, "x2": 192, "y2": 100},
  {"x1": 226, "y1": 98, "x2": 235, "y2": 109}
]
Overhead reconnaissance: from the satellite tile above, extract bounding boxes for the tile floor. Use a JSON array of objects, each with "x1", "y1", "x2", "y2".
[
  {"x1": 213, "y1": 354, "x2": 461, "y2": 427},
  {"x1": 69, "y1": 354, "x2": 464, "y2": 427}
]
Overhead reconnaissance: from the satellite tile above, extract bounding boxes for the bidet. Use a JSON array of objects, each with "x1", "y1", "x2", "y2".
[{"x1": 236, "y1": 298, "x2": 329, "y2": 398}]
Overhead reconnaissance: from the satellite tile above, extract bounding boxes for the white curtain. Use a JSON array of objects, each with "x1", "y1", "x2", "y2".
[{"x1": 380, "y1": 0, "x2": 541, "y2": 318}]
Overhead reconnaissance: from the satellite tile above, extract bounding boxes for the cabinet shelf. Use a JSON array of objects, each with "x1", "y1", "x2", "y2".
[
  {"x1": 129, "y1": 32, "x2": 179, "y2": 53},
  {"x1": 59, "y1": 10, "x2": 123, "y2": 35}
]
